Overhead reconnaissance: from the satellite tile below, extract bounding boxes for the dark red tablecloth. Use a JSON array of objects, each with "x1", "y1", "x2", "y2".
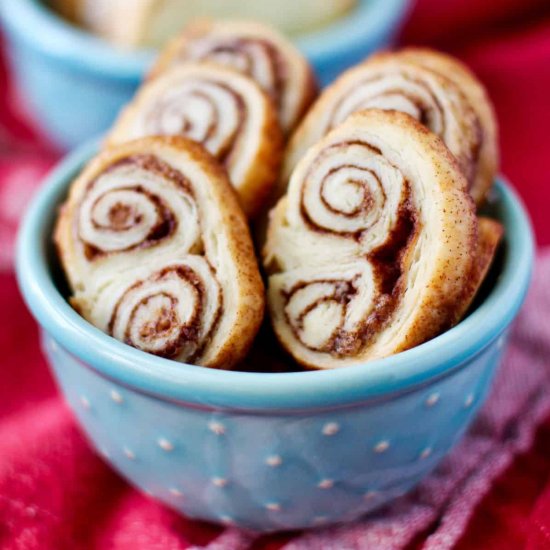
[{"x1": 1, "y1": 0, "x2": 550, "y2": 548}]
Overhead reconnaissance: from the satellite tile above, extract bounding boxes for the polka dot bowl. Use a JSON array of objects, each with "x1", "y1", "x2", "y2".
[{"x1": 16, "y1": 142, "x2": 533, "y2": 532}]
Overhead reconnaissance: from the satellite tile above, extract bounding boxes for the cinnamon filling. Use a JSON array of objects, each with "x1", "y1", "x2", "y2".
[
  {"x1": 289, "y1": 141, "x2": 419, "y2": 356},
  {"x1": 143, "y1": 79, "x2": 246, "y2": 167},
  {"x1": 299, "y1": 141, "x2": 386, "y2": 238},
  {"x1": 193, "y1": 37, "x2": 287, "y2": 110},
  {"x1": 328, "y1": 74, "x2": 445, "y2": 134},
  {"x1": 285, "y1": 198, "x2": 417, "y2": 356},
  {"x1": 109, "y1": 266, "x2": 204, "y2": 358},
  {"x1": 107, "y1": 203, "x2": 137, "y2": 229},
  {"x1": 327, "y1": 72, "x2": 483, "y2": 191},
  {"x1": 79, "y1": 155, "x2": 191, "y2": 259},
  {"x1": 369, "y1": 194, "x2": 416, "y2": 296}
]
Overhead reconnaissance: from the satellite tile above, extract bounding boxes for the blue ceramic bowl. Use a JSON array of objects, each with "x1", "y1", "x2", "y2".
[
  {"x1": 16, "y1": 141, "x2": 533, "y2": 533},
  {"x1": 0, "y1": 0, "x2": 410, "y2": 150}
]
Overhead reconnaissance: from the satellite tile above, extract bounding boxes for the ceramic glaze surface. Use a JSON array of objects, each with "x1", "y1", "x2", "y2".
[
  {"x1": 3, "y1": 39, "x2": 139, "y2": 150},
  {"x1": 0, "y1": 0, "x2": 409, "y2": 149},
  {"x1": 44, "y1": 332, "x2": 503, "y2": 532}
]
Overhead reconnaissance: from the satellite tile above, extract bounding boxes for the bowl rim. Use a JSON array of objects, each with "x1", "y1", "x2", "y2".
[
  {"x1": 0, "y1": 0, "x2": 152, "y2": 79},
  {"x1": 0, "y1": 0, "x2": 409, "y2": 78},
  {"x1": 16, "y1": 140, "x2": 534, "y2": 411}
]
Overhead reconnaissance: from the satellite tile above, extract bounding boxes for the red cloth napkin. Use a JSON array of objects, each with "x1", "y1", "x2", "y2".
[{"x1": 2, "y1": 0, "x2": 550, "y2": 548}]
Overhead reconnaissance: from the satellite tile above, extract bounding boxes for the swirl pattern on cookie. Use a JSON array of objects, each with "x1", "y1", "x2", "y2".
[
  {"x1": 55, "y1": 136, "x2": 264, "y2": 369},
  {"x1": 264, "y1": 110, "x2": 478, "y2": 369},
  {"x1": 150, "y1": 19, "x2": 318, "y2": 134},
  {"x1": 283, "y1": 48, "x2": 498, "y2": 205},
  {"x1": 107, "y1": 63, "x2": 283, "y2": 218}
]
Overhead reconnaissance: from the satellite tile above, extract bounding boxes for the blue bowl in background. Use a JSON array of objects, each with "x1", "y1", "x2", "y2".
[
  {"x1": 0, "y1": 0, "x2": 410, "y2": 150},
  {"x1": 15, "y1": 141, "x2": 534, "y2": 532}
]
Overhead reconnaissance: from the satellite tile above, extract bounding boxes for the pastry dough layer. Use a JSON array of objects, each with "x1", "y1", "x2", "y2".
[
  {"x1": 108, "y1": 63, "x2": 283, "y2": 219},
  {"x1": 264, "y1": 110, "x2": 478, "y2": 369},
  {"x1": 55, "y1": 136, "x2": 265, "y2": 369},
  {"x1": 283, "y1": 48, "x2": 498, "y2": 205},
  {"x1": 150, "y1": 19, "x2": 318, "y2": 134}
]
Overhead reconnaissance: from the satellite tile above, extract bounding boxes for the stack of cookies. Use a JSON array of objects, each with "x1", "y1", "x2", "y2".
[{"x1": 55, "y1": 19, "x2": 503, "y2": 371}]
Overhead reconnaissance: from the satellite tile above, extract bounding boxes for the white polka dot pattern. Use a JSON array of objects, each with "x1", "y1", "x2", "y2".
[{"x1": 47, "y1": 328, "x2": 502, "y2": 532}]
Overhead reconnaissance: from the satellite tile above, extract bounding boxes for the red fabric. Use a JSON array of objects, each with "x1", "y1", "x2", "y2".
[{"x1": 1, "y1": 0, "x2": 550, "y2": 548}]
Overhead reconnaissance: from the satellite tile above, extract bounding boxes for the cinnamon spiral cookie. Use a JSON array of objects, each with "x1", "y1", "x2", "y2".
[
  {"x1": 107, "y1": 63, "x2": 283, "y2": 218},
  {"x1": 55, "y1": 137, "x2": 264, "y2": 369},
  {"x1": 283, "y1": 48, "x2": 498, "y2": 205},
  {"x1": 264, "y1": 110, "x2": 478, "y2": 369},
  {"x1": 150, "y1": 19, "x2": 318, "y2": 134}
]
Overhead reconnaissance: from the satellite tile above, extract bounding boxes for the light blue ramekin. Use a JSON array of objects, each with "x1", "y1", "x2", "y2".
[
  {"x1": 0, "y1": 0, "x2": 410, "y2": 150},
  {"x1": 16, "y1": 141, "x2": 533, "y2": 533}
]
